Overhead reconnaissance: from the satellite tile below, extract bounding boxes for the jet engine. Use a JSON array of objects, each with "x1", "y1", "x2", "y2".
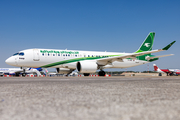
[{"x1": 76, "y1": 61, "x2": 98, "y2": 73}]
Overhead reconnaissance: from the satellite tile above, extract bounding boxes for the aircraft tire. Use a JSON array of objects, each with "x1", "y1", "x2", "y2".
[
  {"x1": 22, "y1": 73, "x2": 26, "y2": 77},
  {"x1": 15, "y1": 73, "x2": 20, "y2": 77},
  {"x1": 98, "y1": 70, "x2": 105, "y2": 76},
  {"x1": 84, "y1": 73, "x2": 90, "y2": 76}
]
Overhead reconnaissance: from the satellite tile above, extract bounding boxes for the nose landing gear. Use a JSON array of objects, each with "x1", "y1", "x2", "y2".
[{"x1": 21, "y1": 67, "x2": 27, "y2": 77}]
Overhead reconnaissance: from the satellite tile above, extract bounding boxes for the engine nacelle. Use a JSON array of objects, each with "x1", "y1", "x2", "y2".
[
  {"x1": 76, "y1": 61, "x2": 98, "y2": 73},
  {"x1": 56, "y1": 68, "x2": 72, "y2": 74}
]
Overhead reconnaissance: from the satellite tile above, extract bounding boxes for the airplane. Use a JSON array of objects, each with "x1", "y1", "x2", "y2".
[
  {"x1": 5, "y1": 32, "x2": 176, "y2": 76},
  {"x1": 0, "y1": 67, "x2": 42, "y2": 77},
  {"x1": 153, "y1": 64, "x2": 180, "y2": 76},
  {"x1": 44, "y1": 69, "x2": 57, "y2": 76}
]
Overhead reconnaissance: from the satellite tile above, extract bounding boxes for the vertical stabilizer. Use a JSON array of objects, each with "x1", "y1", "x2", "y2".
[
  {"x1": 153, "y1": 64, "x2": 158, "y2": 71},
  {"x1": 45, "y1": 69, "x2": 49, "y2": 74},
  {"x1": 153, "y1": 64, "x2": 164, "y2": 73},
  {"x1": 135, "y1": 32, "x2": 155, "y2": 53}
]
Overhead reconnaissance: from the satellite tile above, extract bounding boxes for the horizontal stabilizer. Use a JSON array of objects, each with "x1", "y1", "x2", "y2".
[{"x1": 146, "y1": 54, "x2": 174, "y2": 60}]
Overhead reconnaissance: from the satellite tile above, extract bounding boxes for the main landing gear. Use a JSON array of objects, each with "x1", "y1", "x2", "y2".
[
  {"x1": 98, "y1": 70, "x2": 105, "y2": 76},
  {"x1": 82, "y1": 70, "x2": 106, "y2": 77},
  {"x1": 83, "y1": 73, "x2": 90, "y2": 76},
  {"x1": 21, "y1": 67, "x2": 26, "y2": 77}
]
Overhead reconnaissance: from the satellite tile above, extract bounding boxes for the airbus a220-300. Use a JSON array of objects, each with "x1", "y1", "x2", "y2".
[{"x1": 6, "y1": 32, "x2": 176, "y2": 76}]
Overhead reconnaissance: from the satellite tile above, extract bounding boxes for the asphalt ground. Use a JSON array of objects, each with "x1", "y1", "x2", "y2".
[{"x1": 1, "y1": 76, "x2": 180, "y2": 120}]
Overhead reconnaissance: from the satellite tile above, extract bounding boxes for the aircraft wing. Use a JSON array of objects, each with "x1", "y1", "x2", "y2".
[{"x1": 97, "y1": 41, "x2": 176, "y2": 65}]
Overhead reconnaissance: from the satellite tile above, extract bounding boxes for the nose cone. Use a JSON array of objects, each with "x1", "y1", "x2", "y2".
[{"x1": 5, "y1": 57, "x2": 16, "y2": 66}]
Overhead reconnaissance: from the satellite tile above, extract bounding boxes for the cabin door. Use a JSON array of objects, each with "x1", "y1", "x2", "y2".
[{"x1": 33, "y1": 49, "x2": 40, "y2": 61}]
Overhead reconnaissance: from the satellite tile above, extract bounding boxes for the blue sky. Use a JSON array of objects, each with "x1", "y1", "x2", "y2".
[{"x1": 0, "y1": 0, "x2": 179, "y2": 71}]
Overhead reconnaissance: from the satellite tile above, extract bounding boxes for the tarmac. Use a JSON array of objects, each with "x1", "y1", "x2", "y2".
[{"x1": 1, "y1": 76, "x2": 180, "y2": 120}]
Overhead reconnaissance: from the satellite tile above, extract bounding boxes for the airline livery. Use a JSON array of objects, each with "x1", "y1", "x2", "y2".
[
  {"x1": 153, "y1": 64, "x2": 180, "y2": 76},
  {"x1": 5, "y1": 32, "x2": 176, "y2": 76}
]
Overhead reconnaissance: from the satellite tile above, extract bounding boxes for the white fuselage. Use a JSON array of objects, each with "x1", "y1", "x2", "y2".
[
  {"x1": 0, "y1": 68, "x2": 22, "y2": 75},
  {"x1": 6, "y1": 48, "x2": 148, "y2": 70},
  {"x1": 0, "y1": 67, "x2": 41, "y2": 75}
]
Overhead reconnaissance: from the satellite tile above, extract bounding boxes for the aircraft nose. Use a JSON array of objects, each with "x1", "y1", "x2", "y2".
[{"x1": 5, "y1": 57, "x2": 16, "y2": 66}]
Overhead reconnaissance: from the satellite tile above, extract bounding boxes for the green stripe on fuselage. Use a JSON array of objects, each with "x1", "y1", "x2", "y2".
[
  {"x1": 40, "y1": 53, "x2": 157, "y2": 68},
  {"x1": 40, "y1": 54, "x2": 123, "y2": 68}
]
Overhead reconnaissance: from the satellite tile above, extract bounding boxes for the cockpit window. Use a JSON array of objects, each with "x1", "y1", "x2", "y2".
[
  {"x1": 13, "y1": 53, "x2": 19, "y2": 56},
  {"x1": 13, "y1": 52, "x2": 24, "y2": 56},
  {"x1": 19, "y1": 52, "x2": 24, "y2": 56}
]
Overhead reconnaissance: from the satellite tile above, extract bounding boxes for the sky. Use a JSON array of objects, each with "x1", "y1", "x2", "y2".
[{"x1": 0, "y1": 0, "x2": 179, "y2": 71}]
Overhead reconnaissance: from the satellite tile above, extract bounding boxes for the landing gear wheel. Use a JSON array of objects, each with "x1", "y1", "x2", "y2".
[
  {"x1": 22, "y1": 68, "x2": 26, "y2": 77},
  {"x1": 98, "y1": 70, "x2": 105, "y2": 76},
  {"x1": 22, "y1": 73, "x2": 26, "y2": 77},
  {"x1": 166, "y1": 73, "x2": 169, "y2": 76},
  {"x1": 84, "y1": 73, "x2": 90, "y2": 76},
  {"x1": 15, "y1": 73, "x2": 20, "y2": 77}
]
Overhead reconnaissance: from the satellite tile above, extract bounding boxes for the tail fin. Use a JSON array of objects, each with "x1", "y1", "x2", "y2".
[
  {"x1": 135, "y1": 32, "x2": 155, "y2": 53},
  {"x1": 45, "y1": 69, "x2": 49, "y2": 73},
  {"x1": 153, "y1": 64, "x2": 158, "y2": 71}
]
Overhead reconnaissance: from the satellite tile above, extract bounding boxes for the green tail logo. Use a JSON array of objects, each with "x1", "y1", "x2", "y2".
[{"x1": 135, "y1": 32, "x2": 155, "y2": 53}]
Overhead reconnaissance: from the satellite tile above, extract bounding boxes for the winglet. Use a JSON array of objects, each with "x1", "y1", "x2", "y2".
[{"x1": 162, "y1": 41, "x2": 176, "y2": 50}]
